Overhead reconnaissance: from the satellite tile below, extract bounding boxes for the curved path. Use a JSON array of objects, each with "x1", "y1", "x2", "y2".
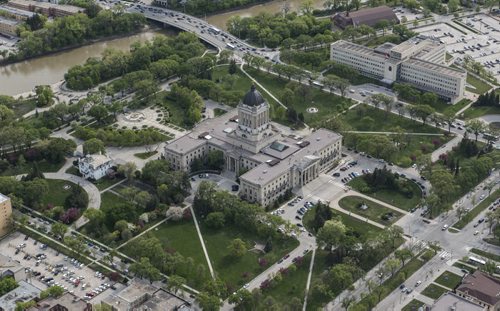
[{"x1": 478, "y1": 114, "x2": 500, "y2": 124}]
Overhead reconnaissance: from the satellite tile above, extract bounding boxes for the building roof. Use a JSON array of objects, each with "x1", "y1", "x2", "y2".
[
  {"x1": 0, "y1": 15, "x2": 20, "y2": 26},
  {"x1": 404, "y1": 58, "x2": 467, "y2": 78},
  {"x1": 0, "y1": 193, "x2": 9, "y2": 204},
  {"x1": 0, "y1": 281, "x2": 41, "y2": 311},
  {"x1": 431, "y1": 292, "x2": 485, "y2": 311},
  {"x1": 242, "y1": 85, "x2": 266, "y2": 107},
  {"x1": 0, "y1": 5, "x2": 35, "y2": 18},
  {"x1": 240, "y1": 129, "x2": 342, "y2": 185},
  {"x1": 0, "y1": 254, "x2": 23, "y2": 276},
  {"x1": 27, "y1": 292, "x2": 89, "y2": 311},
  {"x1": 331, "y1": 40, "x2": 387, "y2": 61},
  {"x1": 79, "y1": 154, "x2": 112, "y2": 168},
  {"x1": 334, "y1": 6, "x2": 398, "y2": 27},
  {"x1": 8, "y1": 0, "x2": 83, "y2": 14},
  {"x1": 456, "y1": 270, "x2": 500, "y2": 306},
  {"x1": 102, "y1": 279, "x2": 191, "y2": 311}
]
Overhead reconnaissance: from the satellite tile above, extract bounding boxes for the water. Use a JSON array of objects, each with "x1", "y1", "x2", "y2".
[{"x1": 0, "y1": 30, "x2": 168, "y2": 96}]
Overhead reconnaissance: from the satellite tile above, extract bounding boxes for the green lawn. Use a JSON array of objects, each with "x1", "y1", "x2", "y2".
[
  {"x1": 134, "y1": 151, "x2": 158, "y2": 159},
  {"x1": 200, "y1": 222, "x2": 299, "y2": 293},
  {"x1": 213, "y1": 108, "x2": 227, "y2": 117},
  {"x1": 402, "y1": 299, "x2": 426, "y2": 311},
  {"x1": 1, "y1": 160, "x2": 66, "y2": 176},
  {"x1": 470, "y1": 248, "x2": 500, "y2": 262},
  {"x1": 152, "y1": 220, "x2": 207, "y2": 271},
  {"x1": 349, "y1": 177, "x2": 422, "y2": 211},
  {"x1": 65, "y1": 166, "x2": 80, "y2": 176},
  {"x1": 41, "y1": 179, "x2": 85, "y2": 208},
  {"x1": 323, "y1": 67, "x2": 381, "y2": 85},
  {"x1": 93, "y1": 177, "x2": 125, "y2": 191},
  {"x1": 430, "y1": 98, "x2": 471, "y2": 115},
  {"x1": 246, "y1": 67, "x2": 353, "y2": 126},
  {"x1": 453, "y1": 189, "x2": 500, "y2": 229},
  {"x1": 421, "y1": 283, "x2": 449, "y2": 300},
  {"x1": 452, "y1": 261, "x2": 476, "y2": 273},
  {"x1": 462, "y1": 105, "x2": 500, "y2": 119},
  {"x1": 261, "y1": 252, "x2": 311, "y2": 306},
  {"x1": 100, "y1": 191, "x2": 129, "y2": 209},
  {"x1": 341, "y1": 104, "x2": 442, "y2": 133},
  {"x1": 466, "y1": 74, "x2": 492, "y2": 95},
  {"x1": 338, "y1": 196, "x2": 403, "y2": 225},
  {"x1": 434, "y1": 271, "x2": 462, "y2": 289}
]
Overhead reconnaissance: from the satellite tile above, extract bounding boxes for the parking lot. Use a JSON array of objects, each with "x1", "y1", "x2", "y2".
[
  {"x1": 414, "y1": 13, "x2": 500, "y2": 82},
  {"x1": 190, "y1": 173, "x2": 239, "y2": 194},
  {"x1": 1, "y1": 232, "x2": 116, "y2": 302},
  {"x1": 393, "y1": 6, "x2": 424, "y2": 23}
]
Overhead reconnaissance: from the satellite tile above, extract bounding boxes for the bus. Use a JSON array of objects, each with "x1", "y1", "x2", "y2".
[
  {"x1": 226, "y1": 43, "x2": 235, "y2": 50},
  {"x1": 483, "y1": 133, "x2": 499, "y2": 142},
  {"x1": 208, "y1": 27, "x2": 221, "y2": 35},
  {"x1": 468, "y1": 256, "x2": 486, "y2": 265}
]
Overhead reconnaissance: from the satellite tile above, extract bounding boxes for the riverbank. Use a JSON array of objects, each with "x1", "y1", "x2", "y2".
[{"x1": 0, "y1": 26, "x2": 168, "y2": 67}]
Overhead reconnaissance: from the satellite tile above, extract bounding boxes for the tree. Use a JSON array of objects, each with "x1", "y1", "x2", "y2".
[
  {"x1": 341, "y1": 295, "x2": 356, "y2": 310},
  {"x1": 166, "y1": 275, "x2": 186, "y2": 295},
  {"x1": 88, "y1": 105, "x2": 108, "y2": 124},
  {"x1": 40, "y1": 285, "x2": 64, "y2": 299},
  {"x1": 370, "y1": 93, "x2": 394, "y2": 118},
  {"x1": 82, "y1": 138, "x2": 105, "y2": 155},
  {"x1": 228, "y1": 238, "x2": 247, "y2": 258},
  {"x1": 35, "y1": 85, "x2": 54, "y2": 107},
  {"x1": 412, "y1": 104, "x2": 435, "y2": 125},
  {"x1": 206, "y1": 212, "x2": 225, "y2": 229},
  {"x1": 118, "y1": 162, "x2": 137, "y2": 182},
  {"x1": 50, "y1": 223, "x2": 67, "y2": 239},
  {"x1": 130, "y1": 257, "x2": 161, "y2": 283},
  {"x1": 394, "y1": 248, "x2": 413, "y2": 266},
  {"x1": 375, "y1": 19, "x2": 391, "y2": 36},
  {"x1": 228, "y1": 59, "x2": 237, "y2": 74},
  {"x1": 317, "y1": 219, "x2": 346, "y2": 253},
  {"x1": 166, "y1": 206, "x2": 184, "y2": 221},
  {"x1": 196, "y1": 292, "x2": 222, "y2": 311},
  {"x1": 466, "y1": 119, "x2": 487, "y2": 141},
  {"x1": 442, "y1": 110, "x2": 455, "y2": 133},
  {"x1": 384, "y1": 258, "x2": 400, "y2": 277}
]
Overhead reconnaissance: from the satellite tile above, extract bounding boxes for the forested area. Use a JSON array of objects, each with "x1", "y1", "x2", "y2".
[{"x1": 10, "y1": 10, "x2": 146, "y2": 61}]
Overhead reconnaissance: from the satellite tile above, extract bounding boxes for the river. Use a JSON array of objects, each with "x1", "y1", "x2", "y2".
[
  {"x1": 0, "y1": 0, "x2": 326, "y2": 96},
  {"x1": 0, "y1": 30, "x2": 170, "y2": 96},
  {"x1": 206, "y1": 0, "x2": 325, "y2": 30}
]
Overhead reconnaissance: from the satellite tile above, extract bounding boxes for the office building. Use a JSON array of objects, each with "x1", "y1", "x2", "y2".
[
  {"x1": 164, "y1": 85, "x2": 342, "y2": 206},
  {"x1": 330, "y1": 36, "x2": 467, "y2": 103}
]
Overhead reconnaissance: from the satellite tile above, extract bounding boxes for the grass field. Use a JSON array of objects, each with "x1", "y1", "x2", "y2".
[
  {"x1": 200, "y1": 222, "x2": 299, "y2": 292},
  {"x1": 1, "y1": 160, "x2": 66, "y2": 176},
  {"x1": 349, "y1": 177, "x2": 422, "y2": 211},
  {"x1": 93, "y1": 177, "x2": 124, "y2": 191},
  {"x1": 152, "y1": 220, "x2": 207, "y2": 271},
  {"x1": 452, "y1": 261, "x2": 476, "y2": 273},
  {"x1": 434, "y1": 271, "x2": 462, "y2": 289},
  {"x1": 402, "y1": 299, "x2": 426, "y2": 311},
  {"x1": 306, "y1": 249, "x2": 332, "y2": 311},
  {"x1": 134, "y1": 151, "x2": 158, "y2": 159},
  {"x1": 462, "y1": 105, "x2": 500, "y2": 119},
  {"x1": 261, "y1": 252, "x2": 311, "y2": 306},
  {"x1": 430, "y1": 98, "x2": 470, "y2": 115},
  {"x1": 453, "y1": 189, "x2": 500, "y2": 229},
  {"x1": 246, "y1": 67, "x2": 353, "y2": 126},
  {"x1": 100, "y1": 191, "x2": 129, "y2": 209},
  {"x1": 338, "y1": 196, "x2": 403, "y2": 225},
  {"x1": 41, "y1": 179, "x2": 84, "y2": 208},
  {"x1": 341, "y1": 105, "x2": 442, "y2": 133},
  {"x1": 466, "y1": 74, "x2": 492, "y2": 95},
  {"x1": 213, "y1": 108, "x2": 227, "y2": 117},
  {"x1": 470, "y1": 248, "x2": 500, "y2": 262},
  {"x1": 421, "y1": 283, "x2": 449, "y2": 300}
]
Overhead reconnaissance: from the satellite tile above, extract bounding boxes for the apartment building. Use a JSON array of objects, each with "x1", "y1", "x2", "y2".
[
  {"x1": 0, "y1": 194, "x2": 12, "y2": 236},
  {"x1": 0, "y1": 16, "x2": 19, "y2": 36},
  {"x1": 330, "y1": 36, "x2": 467, "y2": 103},
  {"x1": 7, "y1": 0, "x2": 82, "y2": 17}
]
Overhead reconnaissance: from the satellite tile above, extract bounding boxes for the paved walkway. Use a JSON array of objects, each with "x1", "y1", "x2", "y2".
[
  {"x1": 346, "y1": 131, "x2": 445, "y2": 136},
  {"x1": 431, "y1": 135, "x2": 462, "y2": 162},
  {"x1": 189, "y1": 204, "x2": 215, "y2": 279},
  {"x1": 116, "y1": 217, "x2": 169, "y2": 250},
  {"x1": 240, "y1": 64, "x2": 287, "y2": 109},
  {"x1": 302, "y1": 247, "x2": 316, "y2": 311}
]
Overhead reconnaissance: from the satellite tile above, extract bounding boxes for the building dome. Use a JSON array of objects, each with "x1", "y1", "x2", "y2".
[{"x1": 242, "y1": 85, "x2": 265, "y2": 107}]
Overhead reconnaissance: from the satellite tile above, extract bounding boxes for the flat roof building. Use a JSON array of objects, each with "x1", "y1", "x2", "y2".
[
  {"x1": 330, "y1": 35, "x2": 467, "y2": 103},
  {"x1": 101, "y1": 279, "x2": 191, "y2": 311},
  {"x1": 0, "y1": 280, "x2": 41, "y2": 311},
  {"x1": 27, "y1": 292, "x2": 91, "y2": 311},
  {"x1": 0, "y1": 6, "x2": 35, "y2": 20},
  {"x1": 7, "y1": 0, "x2": 83, "y2": 17},
  {"x1": 332, "y1": 6, "x2": 399, "y2": 29},
  {"x1": 164, "y1": 86, "x2": 342, "y2": 206},
  {"x1": 455, "y1": 270, "x2": 500, "y2": 310},
  {"x1": 0, "y1": 254, "x2": 25, "y2": 282},
  {"x1": 0, "y1": 16, "x2": 19, "y2": 36},
  {"x1": 431, "y1": 292, "x2": 486, "y2": 311},
  {"x1": 0, "y1": 194, "x2": 12, "y2": 236}
]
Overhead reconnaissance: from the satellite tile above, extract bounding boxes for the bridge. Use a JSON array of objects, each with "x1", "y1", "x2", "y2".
[{"x1": 127, "y1": 4, "x2": 280, "y2": 61}]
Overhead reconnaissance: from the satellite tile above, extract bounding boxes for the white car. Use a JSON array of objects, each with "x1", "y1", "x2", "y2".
[
  {"x1": 442, "y1": 224, "x2": 448, "y2": 231},
  {"x1": 474, "y1": 230, "x2": 479, "y2": 235}
]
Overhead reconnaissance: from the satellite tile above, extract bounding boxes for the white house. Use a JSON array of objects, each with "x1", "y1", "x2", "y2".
[{"x1": 78, "y1": 154, "x2": 113, "y2": 180}]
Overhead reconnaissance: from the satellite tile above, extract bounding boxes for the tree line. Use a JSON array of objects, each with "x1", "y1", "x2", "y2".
[{"x1": 9, "y1": 10, "x2": 145, "y2": 61}]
